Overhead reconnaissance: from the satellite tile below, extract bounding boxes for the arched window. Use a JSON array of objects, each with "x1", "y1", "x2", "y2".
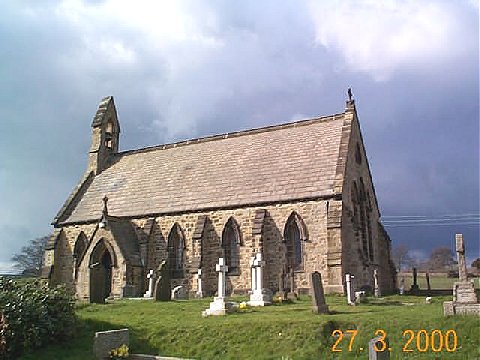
[
  {"x1": 167, "y1": 223, "x2": 185, "y2": 278},
  {"x1": 284, "y1": 212, "x2": 307, "y2": 272},
  {"x1": 73, "y1": 232, "x2": 88, "y2": 279},
  {"x1": 222, "y1": 217, "x2": 241, "y2": 275}
]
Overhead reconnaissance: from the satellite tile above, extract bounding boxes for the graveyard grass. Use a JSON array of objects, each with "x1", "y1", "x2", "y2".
[{"x1": 18, "y1": 292, "x2": 480, "y2": 360}]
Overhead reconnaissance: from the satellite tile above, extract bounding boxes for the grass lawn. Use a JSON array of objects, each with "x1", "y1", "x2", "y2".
[
  {"x1": 397, "y1": 273, "x2": 480, "y2": 290},
  {"x1": 18, "y1": 294, "x2": 479, "y2": 360}
]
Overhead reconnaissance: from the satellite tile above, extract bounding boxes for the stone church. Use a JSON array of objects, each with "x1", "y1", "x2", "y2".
[{"x1": 43, "y1": 94, "x2": 396, "y2": 302}]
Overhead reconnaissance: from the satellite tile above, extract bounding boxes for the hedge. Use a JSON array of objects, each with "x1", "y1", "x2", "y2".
[{"x1": 0, "y1": 277, "x2": 76, "y2": 359}]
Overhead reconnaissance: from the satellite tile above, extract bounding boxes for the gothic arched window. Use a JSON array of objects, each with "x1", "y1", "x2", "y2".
[
  {"x1": 73, "y1": 232, "x2": 88, "y2": 279},
  {"x1": 284, "y1": 212, "x2": 307, "y2": 272},
  {"x1": 222, "y1": 217, "x2": 241, "y2": 275},
  {"x1": 167, "y1": 223, "x2": 185, "y2": 278}
]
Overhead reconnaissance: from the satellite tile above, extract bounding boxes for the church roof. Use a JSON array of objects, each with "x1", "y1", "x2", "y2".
[{"x1": 56, "y1": 112, "x2": 348, "y2": 225}]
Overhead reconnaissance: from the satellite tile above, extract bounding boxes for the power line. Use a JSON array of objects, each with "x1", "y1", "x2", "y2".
[{"x1": 383, "y1": 222, "x2": 479, "y2": 228}]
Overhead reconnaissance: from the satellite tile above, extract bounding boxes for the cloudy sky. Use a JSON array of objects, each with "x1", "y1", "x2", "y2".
[{"x1": 0, "y1": 0, "x2": 478, "y2": 271}]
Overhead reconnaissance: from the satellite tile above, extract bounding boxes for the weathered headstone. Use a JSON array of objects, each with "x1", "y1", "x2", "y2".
[
  {"x1": 345, "y1": 273, "x2": 355, "y2": 305},
  {"x1": 143, "y1": 269, "x2": 155, "y2": 298},
  {"x1": 154, "y1": 261, "x2": 171, "y2": 301},
  {"x1": 444, "y1": 234, "x2": 480, "y2": 316},
  {"x1": 93, "y1": 329, "x2": 129, "y2": 360},
  {"x1": 310, "y1": 272, "x2": 329, "y2": 314},
  {"x1": 399, "y1": 278, "x2": 405, "y2": 295},
  {"x1": 410, "y1": 267, "x2": 419, "y2": 293},
  {"x1": 287, "y1": 268, "x2": 298, "y2": 300},
  {"x1": 248, "y1": 253, "x2": 272, "y2": 306},
  {"x1": 373, "y1": 269, "x2": 380, "y2": 297},
  {"x1": 203, "y1": 258, "x2": 229, "y2": 316},
  {"x1": 274, "y1": 270, "x2": 287, "y2": 300},
  {"x1": 195, "y1": 269, "x2": 203, "y2": 298},
  {"x1": 171, "y1": 285, "x2": 187, "y2": 300},
  {"x1": 425, "y1": 272, "x2": 431, "y2": 292},
  {"x1": 368, "y1": 335, "x2": 390, "y2": 360}
]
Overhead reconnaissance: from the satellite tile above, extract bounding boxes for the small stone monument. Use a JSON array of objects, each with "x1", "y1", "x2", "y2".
[
  {"x1": 444, "y1": 234, "x2": 480, "y2": 316},
  {"x1": 143, "y1": 269, "x2": 155, "y2": 298},
  {"x1": 410, "y1": 267, "x2": 419, "y2": 294},
  {"x1": 310, "y1": 271, "x2": 329, "y2": 314},
  {"x1": 345, "y1": 273, "x2": 355, "y2": 305},
  {"x1": 93, "y1": 329, "x2": 129, "y2": 360},
  {"x1": 399, "y1": 278, "x2": 405, "y2": 295},
  {"x1": 426, "y1": 272, "x2": 431, "y2": 293},
  {"x1": 154, "y1": 260, "x2": 171, "y2": 301},
  {"x1": 195, "y1": 269, "x2": 203, "y2": 298},
  {"x1": 368, "y1": 335, "x2": 390, "y2": 360},
  {"x1": 274, "y1": 271, "x2": 287, "y2": 300},
  {"x1": 171, "y1": 285, "x2": 187, "y2": 300},
  {"x1": 203, "y1": 258, "x2": 229, "y2": 316},
  {"x1": 373, "y1": 269, "x2": 380, "y2": 297},
  {"x1": 286, "y1": 268, "x2": 298, "y2": 300},
  {"x1": 248, "y1": 253, "x2": 272, "y2": 306}
]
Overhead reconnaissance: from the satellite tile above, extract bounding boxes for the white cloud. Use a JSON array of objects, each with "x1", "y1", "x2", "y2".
[{"x1": 308, "y1": 0, "x2": 474, "y2": 81}]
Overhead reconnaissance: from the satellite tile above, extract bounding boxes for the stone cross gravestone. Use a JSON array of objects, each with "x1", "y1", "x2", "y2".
[
  {"x1": 368, "y1": 335, "x2": 390, "y2": 360},
  {"x1": 93, "y1": 329, "x2": 129, "y2": 360},
  {"x1": 345, "y1": 273, "x2": 355, "y2": 305},
  {"x1": 248, "y1": 253, "x2": 272, "y2": 306},
  {"x1": 154, "y1": 260, "x2": 171, "y2": 301},
  {"x1": 203, "y1": 258, "x2": 229, "y2": 316},
  {"x1": 143, "y1": 269, "x2": 155, "y2": 298},
  {"x1": 373, "y1": 269, "x2": 380, "y2": 297},
  {"x1": 310, "y1": 271, "x2": 329, "y2": 314},
  {"x1": 287, "y1": 268, "x2": 298, "y2": 300},
  {"x1": 443, "y1": 233, "x2": 480, "y2": 316},
  {"x1": 275, "y1": 270, "x2": 287, "y2": 300},
  {"x1": 399, "y1": 278, "x2": 405, "y2": 295}
]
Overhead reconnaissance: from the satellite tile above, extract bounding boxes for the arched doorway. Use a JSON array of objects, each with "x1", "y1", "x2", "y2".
[{"x1": 89, "y1": 239, "x2": 115, "y2": 303}]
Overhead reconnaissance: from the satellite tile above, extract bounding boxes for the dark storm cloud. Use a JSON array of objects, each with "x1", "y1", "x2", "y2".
[{"x1": 0, "y1": 0, "x2": 478, "y2": 267}]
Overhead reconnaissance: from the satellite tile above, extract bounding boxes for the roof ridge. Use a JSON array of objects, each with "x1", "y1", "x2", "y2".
[{"x1": 118, "y1": 112, "x2": 345, "y2": 156}]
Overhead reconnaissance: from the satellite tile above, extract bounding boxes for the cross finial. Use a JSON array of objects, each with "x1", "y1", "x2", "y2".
[
  {"x1": 347, "y1": 88, "x2": 353, "y2": 101},
  {"x1": 102, "y1": 195, "x2": 109, "y2": 216}
]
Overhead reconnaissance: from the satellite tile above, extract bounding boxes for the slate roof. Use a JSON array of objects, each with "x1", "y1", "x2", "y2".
[{"x1": 56, "y1": 113, "x2": 347, "y2": 225}]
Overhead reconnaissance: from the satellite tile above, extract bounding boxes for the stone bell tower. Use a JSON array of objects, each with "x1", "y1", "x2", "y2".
[{"x1": 88, "y1": 96, "x2": 120, "y2": 174}]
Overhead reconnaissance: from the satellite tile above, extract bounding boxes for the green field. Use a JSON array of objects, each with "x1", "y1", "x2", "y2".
[{"x1": 18, "y1": 294, "x2": 479, "y2": 360}]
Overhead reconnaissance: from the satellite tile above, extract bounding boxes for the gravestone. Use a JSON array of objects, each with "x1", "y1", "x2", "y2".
[
  {"x1": 399, "y1": 278, "x2": 405, "y2": 295},
  {"x1": 310, "y1": 271, "x2": 329, "y2": 314},
  {"x1": 373, "y1": 269, "x2": 380, "y2": 297},
  {"x1": 410, "y1": 267, "x2": 419, "y2": 293},
  {"x1": 171, "y1": 285, "x2": 187, "y2": 300},
  {"x1": 426, "y1": 272, "x2": 431, "y2": 293},
  {"x1": 143, "y1": 270, "x2": 155, "y2": 298},
  {"x1": 195, "y1": 269, "x2": 203, "y2": 298},
  {"x1": 368, "y1": 335, "x2": 390, "y2": 360},
  {"x1": 93, "y1": 329, "x2": 129, "y2": 360},
  {"x1": 345, "y1": 273, "x2": 355, "y2": 305},
  {"x1": 154, "y1": 261, "x2": 171, "y2": 301},
  {"x1": 444, "y1": 234, "x2": 480, "y2": 316},
  {"x1": 274, "y1": 270, "x2": 287, "y2": 300},
  {"x1": 248, "y1": 253, "x2": 272, "y2": 306},
  {"x1": 286, "y1": 268, "x2": 298, "y2": 300},
  {"x1": 203, "y1": 258, "x2": 229, "y2": 316}
]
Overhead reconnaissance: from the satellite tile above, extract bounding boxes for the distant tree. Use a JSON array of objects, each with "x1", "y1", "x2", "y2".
[
  {"x1": 472, "y1": 258, "x2": 480, "y2": 269},
  {"x1": 11, "y1": 235, "x2": 49, "y2": 276},
  {"x1": 427, "y1": 247, "x2": 455, "y2": 271},
  {"x1": 392, "y1": 245, "x2": 412, "y2": 272}
]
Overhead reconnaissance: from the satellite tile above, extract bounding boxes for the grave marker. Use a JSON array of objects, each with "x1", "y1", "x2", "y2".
[
  {"x1": 143, "y1": 270, "x2": 155, "y2": 298},
  {"x1": 248, "y1": 253, "x2": 272, "y2": 306},
  {"x1": 345, "y1": 273, "x2": 355, "y2": 305},
  {"x1": 310, "y1": 271, "x2": 329, "y2": 314},
  {"x1": 203, "y1": 258, "x2": 229, "y2": 316},
  {"x1": 368, "y1": 335, "x2": 390, "y2": 360}
]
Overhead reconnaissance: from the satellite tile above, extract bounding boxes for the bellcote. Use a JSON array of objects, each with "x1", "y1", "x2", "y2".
[{"x1": 88, "y1": 96, "x2": 120, "y2": 174}]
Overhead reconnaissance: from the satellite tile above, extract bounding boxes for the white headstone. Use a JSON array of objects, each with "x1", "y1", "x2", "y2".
[
  {"x1": 203, "y1": 258, "x2": 229, "y2": 316},
  {"x1": 374, "y1": 269, "x2": 380, "y2": 297},
  {"x1": 143, "y1": 269, "x2": 155, "y2": 298},
  {"x1": 195, "y1": 269, "x2": 203, "y2": 298},
  {"x1": 248, "y1": 253, "x2": 272, "y2": 306},
  {"x1": 346, "y1": 273, "x2": 355, "y2": 305}
]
